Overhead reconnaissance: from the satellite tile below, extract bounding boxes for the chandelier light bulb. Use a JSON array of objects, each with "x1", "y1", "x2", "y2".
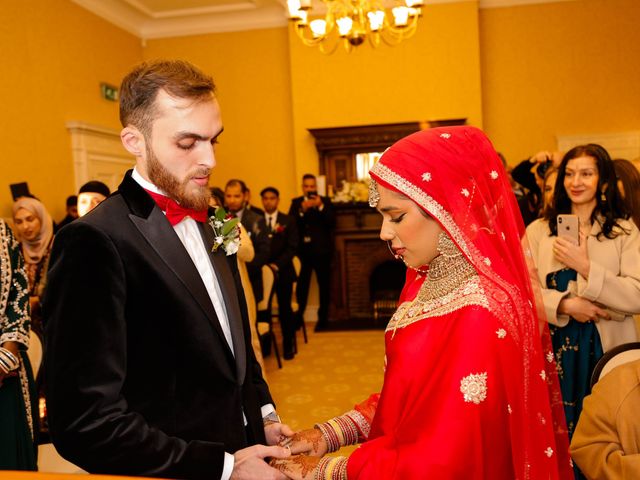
[
  {"x1": 287, "y1": 0, "x2": 422, "y2": 53},
  {"x1": 336, "y1": 16, "x2": 354, "y2": 37},
  {"x1": 392, "y1": 6, "x2": 410, "y2": 27},
  {"x1": 367, "y1": 10, "x2": 385, "y2": 31},
  {"x1": 287, "y1": 0, "x2": 302, "y2": 17},
  {"x1": 310, "y1": 19, "x2": 328, "y2": 37}
]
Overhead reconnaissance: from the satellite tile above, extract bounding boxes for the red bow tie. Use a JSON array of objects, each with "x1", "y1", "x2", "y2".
[{"x1": 145, "y1": 189, "x2": 208, "y2": 226}]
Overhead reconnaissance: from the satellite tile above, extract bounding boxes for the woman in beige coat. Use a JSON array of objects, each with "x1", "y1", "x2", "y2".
[{"x1": 526, "y1": 144, "x2": 640, "y2": 477}]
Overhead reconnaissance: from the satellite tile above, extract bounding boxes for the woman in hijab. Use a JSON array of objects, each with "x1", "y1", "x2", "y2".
[
  {"x1": 12, "y1": 197, "x2": 54, "y2": 337},
  {"x1": 272, "y1": 126, "x2": 572, "y2": 479},
  {"x1": 0, "y1": 219, "x2": 38, "y2": 469}
]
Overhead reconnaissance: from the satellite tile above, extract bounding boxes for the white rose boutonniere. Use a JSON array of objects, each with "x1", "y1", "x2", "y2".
[{"x1": 209, "y1": 207, "x2": 240, "y2": 256}]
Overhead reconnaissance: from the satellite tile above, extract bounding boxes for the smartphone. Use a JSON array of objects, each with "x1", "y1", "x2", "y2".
[
  {"x1": 307, "y1": 191, "x2": 318, "y2": 199},
  {"x1": 557, "y1": 214, "x2": 579, "y2": 245}
]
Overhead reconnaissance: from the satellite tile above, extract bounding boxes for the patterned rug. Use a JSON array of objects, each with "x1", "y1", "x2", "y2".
[{"x1": 264, "y1": 327, "x2": 386, "y2": 455}]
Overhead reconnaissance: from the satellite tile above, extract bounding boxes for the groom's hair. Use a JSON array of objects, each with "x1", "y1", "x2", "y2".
[{"x1": 119, "y1": 59, "x2": 215, "y2": 137}]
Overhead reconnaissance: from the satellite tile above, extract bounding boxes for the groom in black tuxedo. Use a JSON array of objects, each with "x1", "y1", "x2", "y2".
[{"x1": 43, "y1": 60, "x2": 290, "y2": 480}]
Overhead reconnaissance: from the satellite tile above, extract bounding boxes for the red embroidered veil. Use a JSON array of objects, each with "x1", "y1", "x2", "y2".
[{"x1": 349, "y1": 126, "x2": 571, "y2": 479}]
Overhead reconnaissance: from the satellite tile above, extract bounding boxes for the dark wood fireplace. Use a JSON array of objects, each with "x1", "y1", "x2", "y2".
[{"x1": 328, "y1": 203, "x2": 405, "y2": 328}]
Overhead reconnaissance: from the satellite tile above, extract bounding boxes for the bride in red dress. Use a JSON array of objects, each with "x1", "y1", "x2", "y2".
[{"x1": 273, "y1": 126, "x2": 572, "y2": 479}]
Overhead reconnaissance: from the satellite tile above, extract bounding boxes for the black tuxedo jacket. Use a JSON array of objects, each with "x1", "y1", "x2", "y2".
[
  {"x1": 288, "y1": 195, "x2": 335, "y2": 256},
  {"x1": 43, "y1": 171, "x2": 272, "y2": 480},
  {"x1": 266, "y1": 211, "x2": 298, "y2": 282}
]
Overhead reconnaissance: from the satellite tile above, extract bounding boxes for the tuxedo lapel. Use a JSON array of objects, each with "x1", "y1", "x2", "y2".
[
  {"x1": 119, "y1": 173, "x2": 236, "y2": 381},
  {"x1": 198, "y1": 222, "x2": 247, "y2": 385}
]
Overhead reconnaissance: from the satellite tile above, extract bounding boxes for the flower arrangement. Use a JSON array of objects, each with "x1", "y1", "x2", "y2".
[
  {"x1": 332, "y1": 179, "x2": 371, "y2": 203},
  {"x1": 209, "y1": 207, "x2": 240, "y2": 256}
]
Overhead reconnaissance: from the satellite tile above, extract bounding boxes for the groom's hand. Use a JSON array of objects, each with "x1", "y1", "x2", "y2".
[
  {"x1": 265, "y1": 422, "x2": 295, "y2": 446},
  {"x1": 281, "y1": 428, "x2": 328, "y2": 457},
  {"x1": 230, "y1": 444, "x2": 289, "y2": 480}
]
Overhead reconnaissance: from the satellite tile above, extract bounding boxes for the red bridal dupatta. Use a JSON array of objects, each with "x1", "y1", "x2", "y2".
[{"x1": 346, "y1": 127, "x2": 571, "y2": 479}]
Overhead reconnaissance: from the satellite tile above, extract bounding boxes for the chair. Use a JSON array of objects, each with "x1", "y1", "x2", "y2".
[
  {"x1": 256, "y1": 264, "x2": 282, "y2": 368},
  {"x1": 590, "y1": 341, "x2": 640, "y2": 389},
  {"x1": 27, "y1": 330, "x2": 43, "y2": 379}
]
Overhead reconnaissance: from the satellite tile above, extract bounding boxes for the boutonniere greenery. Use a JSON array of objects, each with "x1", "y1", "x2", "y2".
[{"x1": 209, "y1": 207, "x2": 240, "y2": 256}]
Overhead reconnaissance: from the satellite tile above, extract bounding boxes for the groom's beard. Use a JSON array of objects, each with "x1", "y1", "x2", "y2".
[{"x1": 146, "y1": 145, "x2": 211, "y2": 211}]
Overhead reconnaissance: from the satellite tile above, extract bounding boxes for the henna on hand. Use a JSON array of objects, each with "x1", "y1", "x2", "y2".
[
  {"x1": 285, "y1": 427, "x2": 326, "y2": 456},
  {"x1": 270, "y1": 455, "x2": 320, "y2": 480}
]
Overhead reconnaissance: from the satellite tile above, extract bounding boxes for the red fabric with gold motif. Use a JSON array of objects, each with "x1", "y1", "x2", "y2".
[{"x1": 345, "y1": 126, "x2": 571, "y2": 479}]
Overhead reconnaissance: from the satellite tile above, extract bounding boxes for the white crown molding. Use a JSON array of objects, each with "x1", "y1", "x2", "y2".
[
  {"x1": 479, "y1": 0, "x2": 577, "y2": 8},
  {"x1": 72, "y1": 0, "x2": 579, "y2": 39}
]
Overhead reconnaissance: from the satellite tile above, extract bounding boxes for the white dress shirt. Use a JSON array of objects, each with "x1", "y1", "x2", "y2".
[{"x1": 132, "y1": 169, "x2": 239, "y2": 479}]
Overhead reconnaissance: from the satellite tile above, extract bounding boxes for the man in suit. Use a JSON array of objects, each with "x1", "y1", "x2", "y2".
[
  {"x1": 43, "y1": 60, "x2": 290, "y2": 480},
  {"x1": 288, "y1": 174, "x2": 335, "y2": 332},
  {"x1": 261, "y1": 187, "x2": 299, "y2": 359},
  {"x1": 224, "y1": 179, "x2": 269, "y2": 302}
]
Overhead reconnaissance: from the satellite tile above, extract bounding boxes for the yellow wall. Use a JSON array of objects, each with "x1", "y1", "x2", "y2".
[
  {"x1": 3, "y1": 0, "x2": 639, "y2": 220},
  {"x1": 144, "y1": 28, "x2": 298, "y2": 206},
  {"x1": 0, "y1": 0, "x2": 142, "y2": 220},
  {"x1": 288, "y1": 1, "x2": 483, "y2": 184},
  {"x1": 480, "y1": 0, "x2": 640, "y2": 164}
]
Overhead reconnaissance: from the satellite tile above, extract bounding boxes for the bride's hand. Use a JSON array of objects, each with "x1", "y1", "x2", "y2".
[
  {"x1": 270, "y1": 454, "x2": 320, "y2": 480},
  {"x1": 280, "y1": 428, "x2": 328, "y2": 457}
]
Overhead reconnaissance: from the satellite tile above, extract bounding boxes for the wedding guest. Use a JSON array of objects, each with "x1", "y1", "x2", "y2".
[
  {"x1": 77, "y1": 180, "x2": 110, "y2": 217},
  {"x1": 512, "y1": 150, "x2": 563, "y2": 225},
  {"x1": 43, "y1": 59, "x2": 290, "y2": 479},
  {"x1": 0, "y1": 219, "x2": 38, "y2": 470},
  {"x1": 55, "y1": 195, "x2": 78, "y2": 232},
  {"x1": 12, "y1": 196, "x2": 55, "y2": 337},
  {"x1": 209, "y1": 189, "x2": 267, "y2": 379},
  {"x1": 570, "y1": 355, "x2": 640, "y2": 478},
  {"x1": 542, "y1": 166, "x2": 558, "y2": 215},
  {"x1": 288, "y1": 174, "x2": 334, "y2": 332},
  {"x1": 274, "y1": 126, "x2": 572, "y2": 479},
  {"x1": 261, "y1": 187, "x2": 298, "y2": 360},
  {"x1": 614, "y1": 158, "x2": 640, "y2": 229},
  {"x1": 225, "y1": 179, "x2": 270, "y2": 301},
  {"x1": 526, "y1": 144, "x2": 640, "y2": 476}
]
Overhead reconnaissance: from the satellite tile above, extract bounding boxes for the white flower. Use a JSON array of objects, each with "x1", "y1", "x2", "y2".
[
  {"x1": 490, "y1": 170, "x2": 499, "y2": 180},
  {"x1": 546, "y1": 352, "x2": 554, "y2": 363},
  {"x1": 545, "y1": 447, "x2": 554, "y2": 458},
  {"x1": 208, "y1": 207, "x2": 241, "y2": 256},
  {"x1": 496, "y1": 329, "x2": 506, "y2": 339},
  {"x1": 440, "y1": 133, "x2": 451, "y2": 139},
  {"x1": 483, "y1": 257, "x2": 491, "y2": 266},
  {"x1": 507, "y1": 404, "x2": 512, "y2": 414},
  {"x1": 421, "y1": 172, "x2": 432, "y2": 182},
  {"x1": 539, "y1": 370, "x2": 546, "y2": 381},
  {"x1": 461, "y1": 188, "x2": 470, "y2": 197}
]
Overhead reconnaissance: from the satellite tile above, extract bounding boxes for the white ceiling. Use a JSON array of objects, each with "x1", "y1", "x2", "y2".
[{"x1": 71, "y1": 0, "x2": 577, "y2": 40}]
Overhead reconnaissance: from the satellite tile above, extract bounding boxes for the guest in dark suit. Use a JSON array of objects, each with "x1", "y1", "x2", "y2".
[
  {"x1": 43, "y1": 60, "x2": 290, "y2": 480},
  {"x1": 225, "y1": 179, "x2": 270, "y2": 302},
  {"x1": 260, "y1": 187, "x2": 299, "y2": 359},
  {"x1": 288, "y1": 174, "x2": 335, "y2": 332}
]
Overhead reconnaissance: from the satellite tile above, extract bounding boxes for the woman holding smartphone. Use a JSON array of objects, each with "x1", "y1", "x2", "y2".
[{"x1": 526, "y1": 144, "x2": 640, "y2": 476}]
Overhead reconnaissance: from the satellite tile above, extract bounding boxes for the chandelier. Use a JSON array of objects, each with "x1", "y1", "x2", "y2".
[{"x1": 286, "y1": 0, "x2": 424, "y2": 53}]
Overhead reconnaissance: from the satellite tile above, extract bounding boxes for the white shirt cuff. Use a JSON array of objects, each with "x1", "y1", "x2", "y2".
[
  {"x1": 221, "y1": 452, "x2": 234, "y2": 480},
  {"x1": 261, "y1": 403, "x2": 276, "y2": 418}
]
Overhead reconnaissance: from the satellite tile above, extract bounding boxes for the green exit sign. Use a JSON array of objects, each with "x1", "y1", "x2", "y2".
[{"x1": 100, "y1": 82, "x2": 118, "y2": 102}]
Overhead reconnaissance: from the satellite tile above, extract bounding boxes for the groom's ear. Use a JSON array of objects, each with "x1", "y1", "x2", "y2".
[{"x1": 120, "y1": 126, "x2": 145, "y2": 158}]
